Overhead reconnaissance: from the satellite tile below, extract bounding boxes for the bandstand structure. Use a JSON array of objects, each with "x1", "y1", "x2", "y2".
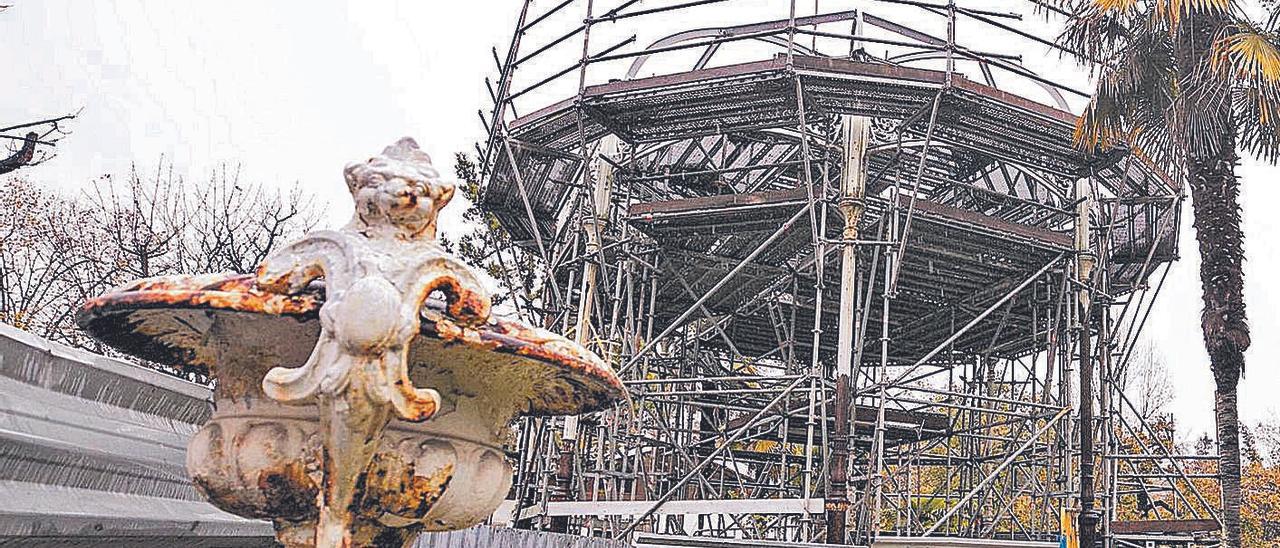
[{"x1": 473, "y1": 2, "x2": 1220, "y2": 546}]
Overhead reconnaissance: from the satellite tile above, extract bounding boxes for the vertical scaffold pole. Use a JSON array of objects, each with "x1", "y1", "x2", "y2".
[{"x1": 553, "y1": 0, "x2": 596, "y2": 533}]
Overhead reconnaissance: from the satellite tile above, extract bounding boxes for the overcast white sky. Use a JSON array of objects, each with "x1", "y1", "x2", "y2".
[{"x1": 3, "y1": 0, "x2": 1277, "y2": 439}]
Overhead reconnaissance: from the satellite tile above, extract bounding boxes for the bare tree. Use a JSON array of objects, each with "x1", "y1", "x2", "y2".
[
  {"x1": 84, "y1": 160, "x2": 321, "y2": 278},
  {"x1": 84, "y1": 166, "x2": 184, "y2": 280},
  {"x1": 1119, "y1": 339, "x2": 1176, "y2": 423},
  {"x1": 1, "y1": 161, "x2": 323, "y2": 370},
  {"x1": 1254, "y1": 411, "x2": 1280, "y2": 467},
  {"x1": 0, "y1": 178, "x2": 115, "y2": 345},
  {"x1": 0, "y1": 115, "x2": 78, "y2": 175}
]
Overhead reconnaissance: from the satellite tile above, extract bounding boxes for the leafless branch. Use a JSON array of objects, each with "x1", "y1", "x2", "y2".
[
  {"x1": 1, "y1": 162, "x2": 324, "y2": 380},
  {"x1": 0, "y1": 110, "x2": 79, "y2": 174}
]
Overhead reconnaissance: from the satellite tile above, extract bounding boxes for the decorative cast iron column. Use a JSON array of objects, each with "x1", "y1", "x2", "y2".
[
  {"x1": 828, "y1": 115, "x2": 870, "y2": 545},
  {"x1": 1075, "y1": 174, "x2": 1100, "y2": 548}
]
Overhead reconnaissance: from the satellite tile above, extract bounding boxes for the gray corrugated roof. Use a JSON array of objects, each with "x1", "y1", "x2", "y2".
[{"x1": 0, "y1": 322, "x2": 274, "y2": 546}]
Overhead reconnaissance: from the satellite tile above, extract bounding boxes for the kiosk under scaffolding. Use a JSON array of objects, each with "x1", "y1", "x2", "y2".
[{"x1": 476, "y1": 2, "x2": 1220, "y2": 546}]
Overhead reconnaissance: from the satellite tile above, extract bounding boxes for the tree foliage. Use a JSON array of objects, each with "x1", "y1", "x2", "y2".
[
  {"x1": 446, "y1": 153, "x2": 540, "y2": 317},
  {"x1": 1054, "y1": 0, "x2": 1280, "y2": 166}
]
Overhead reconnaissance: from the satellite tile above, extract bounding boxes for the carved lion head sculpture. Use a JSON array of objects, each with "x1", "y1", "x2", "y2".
[{"x1": 343, "y1": 137, "x2": 455, "y2": 241}]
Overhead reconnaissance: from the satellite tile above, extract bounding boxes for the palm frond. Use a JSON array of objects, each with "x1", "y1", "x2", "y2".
[
  {"x1": 1234, "y1": 84, "x2": 1280, "y2": 161},
  {"x1": 1209, "y1": 22, "x2": 1280, "y2": 160},
  {"x1": 1164, "y1": 23, "x2": 1241, "y2": 161},
  {"x1": 1075, "y1": 93, "x2": 1127, "y2": 149},
  {"x1": 1057, "y1": 2, "x2": 1145, "y2": 68},
  {"x1": 1074, "y1": 11, "x2": 1183, "y2": 166},
  {"x1": 1061, "y1": 0, "x2": 1279, "y2": 167},
  {"x1": 1029, "y1": 0, "x2": 1077, "y2": 22},
  {"x1": 1214, "y1": 27, "x2": 1280, "y2": 85},
  {"x1": 1094, "y1": 0, "x2": 1142, "y2": 14},
  {"x1": 1156, "y1": 0, "x2": 1232, "y2": 26}
]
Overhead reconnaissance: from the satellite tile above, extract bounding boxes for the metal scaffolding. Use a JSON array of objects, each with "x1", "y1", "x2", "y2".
[{"x1": 475, "y1": 1, "x2": 1219, "y2": 545}]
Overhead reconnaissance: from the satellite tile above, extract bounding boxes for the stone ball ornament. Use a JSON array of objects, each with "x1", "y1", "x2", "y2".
[{"x1": 77, "y1": 138, "x2": 626, "y2": 547}]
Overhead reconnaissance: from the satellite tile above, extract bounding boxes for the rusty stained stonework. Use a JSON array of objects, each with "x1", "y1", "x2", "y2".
[{"x1": 78, "y1": 138, "x2": 624, "y2": 548}]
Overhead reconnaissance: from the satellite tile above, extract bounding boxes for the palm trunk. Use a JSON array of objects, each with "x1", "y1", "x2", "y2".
[
  {"x1": 1186, "y1": 139, "x2": 1248, "y2": 547},
  {"x1": 1214, "y1": 379, "x2": 1242, "y2": 547}
]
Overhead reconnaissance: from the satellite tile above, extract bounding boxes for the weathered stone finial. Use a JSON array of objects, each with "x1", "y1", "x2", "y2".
[{"x1": 341, "y1": 137, "x2": 455, "y2": 242}]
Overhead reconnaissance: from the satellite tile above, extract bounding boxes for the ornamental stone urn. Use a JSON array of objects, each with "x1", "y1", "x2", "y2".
[{"x1": 78, "y1": 138, "x2": 625, "y2": 547}]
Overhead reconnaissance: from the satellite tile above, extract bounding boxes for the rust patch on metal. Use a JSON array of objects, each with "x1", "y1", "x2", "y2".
[
  {"x1": 83, "y1": 273, "x2": 322, "y2": 318},
  {"x1": 189, "y1": 420, "x2": 320, "y2": 522},
  {"x1": 358, "y1": 453, "x2": 454, "y2": 522},
  {"x1": 194, "y1": 463, "x2": 319, "y2": 523},
  {"x1": 258, "y1": 461, "x2": 321, "y2": 521}
]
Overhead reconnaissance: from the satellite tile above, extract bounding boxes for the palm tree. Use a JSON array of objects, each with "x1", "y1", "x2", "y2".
[{"x1": 1053, "y1": 1, "x2": 1280, "y2": 545}]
